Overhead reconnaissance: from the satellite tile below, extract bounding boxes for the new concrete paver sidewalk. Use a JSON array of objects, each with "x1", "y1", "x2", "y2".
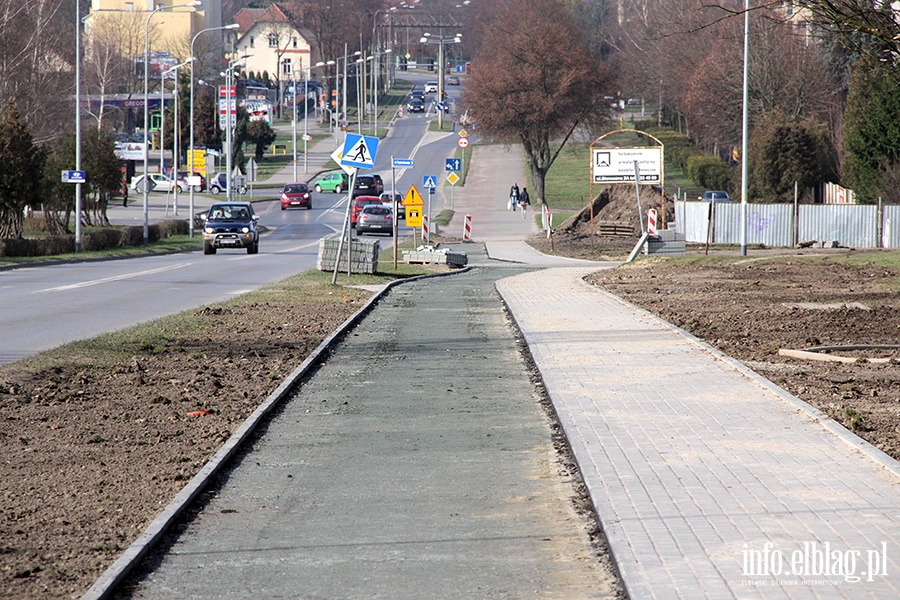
[{"x1": 496, "y1": 265, "x2": 900, "y2": 598}]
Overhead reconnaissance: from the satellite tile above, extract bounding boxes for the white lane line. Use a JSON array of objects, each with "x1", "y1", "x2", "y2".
[{"x1": 35, "y1": 263, "x2": 193, "y2": 293}]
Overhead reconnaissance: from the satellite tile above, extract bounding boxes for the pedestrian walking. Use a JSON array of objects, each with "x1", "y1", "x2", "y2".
[
  {"x1": 509, "y1": 183, "x2": 519, "y2": 211},
  {"x1": 520, "y1": 187, "x2": 530, "y2": 218},
  {"x1": 122, "y1": 184, "x2": 128, "y2": 208}
]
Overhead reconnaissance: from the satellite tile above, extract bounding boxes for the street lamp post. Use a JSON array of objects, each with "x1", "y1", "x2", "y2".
[
  {"x1": 143, "y1": 1, "x2": 201, "y2": 247},
  {"x1": 224, "y1": 55, "x2": 250, "y2": 202},
  {"x1": 160, "y1": 58, "x2": 194, "y2": 216},
  {"x1": 304, "y1": 61, "x2": 327, "y2": 173},
  {"x1": 189, "y1": 23, "x2": 240, "y2": 238},
  {"x1": 75, "y1": 2, "x2": 83, "y2": 252},
  {"x1": 420, "y1": 33, "x2": 461, "y2": 129}
]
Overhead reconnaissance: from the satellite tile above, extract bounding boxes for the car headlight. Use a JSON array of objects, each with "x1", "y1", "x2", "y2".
[
  {"x1": 204, "y1": 227, "x2": 214, "y2": 234},
  {"x1": 241, "y1": 226, "x2": 250, "y2": 234}
]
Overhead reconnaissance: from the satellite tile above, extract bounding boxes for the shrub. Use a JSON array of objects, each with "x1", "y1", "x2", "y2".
[{"x1": 687, "y1": 155, "x2": 731, "y2": 190}]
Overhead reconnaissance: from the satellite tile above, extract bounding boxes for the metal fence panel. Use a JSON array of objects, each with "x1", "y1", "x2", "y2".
[
  {"x1": 799, "y1": 204, "x2": 877, "y2": 248},
  {"x1": 675, "y1": 201, "x2": 712, "y2": 243},
  {"x1": 713, "y1": 203, "x2": 793, "y2": 247},
  {"x1": 883, "y1": 205, "x2": 900, "y2": 248}
]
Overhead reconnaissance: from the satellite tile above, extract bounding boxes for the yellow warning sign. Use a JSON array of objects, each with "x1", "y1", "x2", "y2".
[
  {"x1": 406, "y1": 206, "x2": 422, "y2": 227},
  {"x1": 402, "y1": 185, "x2": 425, "y2": 207}
]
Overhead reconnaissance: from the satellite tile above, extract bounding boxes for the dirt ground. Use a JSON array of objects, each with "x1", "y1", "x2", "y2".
[{"x1": 3, "y1": 187, "x2": 900, "y2": 598}]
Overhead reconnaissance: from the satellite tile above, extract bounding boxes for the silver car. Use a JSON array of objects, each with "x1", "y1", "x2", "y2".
[{"x1": 356, "y1": 204, "x2": 394, "y2": 236}]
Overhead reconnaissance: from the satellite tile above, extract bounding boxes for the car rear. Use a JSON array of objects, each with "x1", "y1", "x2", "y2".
[
  {"x1": 351, "y1": 196, "x2": 382, "y2": 227},
  {"x1": 356, "y1": 205, "x2": 393, "y2": 235}
]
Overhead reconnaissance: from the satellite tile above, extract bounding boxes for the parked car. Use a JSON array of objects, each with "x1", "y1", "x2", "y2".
[
  {"x1": 202, "y1": 201, "x2": 259, "y2": 255},
  {"x1": 175, "y1": 170, "x2": 206, "y2": 193},
  {"x1": 424, "y1": 81, "x2": 438, "y2": 94},
  {"x1": 130, "y1": 173, "x2": 185, "y2": 194},
  {"x1": 350, "y1": 196, "x2": 383, "y2": 227},
  {"x1": 351, "y1": 174, "x2": 384, "y2": 198},
  {"x1": 313, "y1": 171, "x2": 348, "y2": 194},
  {"x1": 356, "y1": 204, "x2": 394, "y2": 235},
  {"x1": 208, "y1": 172, "x2": 247, "y2": 195},
  {"x1": 406, "y1": 98, "x2": 425, "y2": 113},
  {"x1": 280, "y1": 182, "x2": 312, "y2": 210},
  {"x1": 447, "y1": 75, "x2": 460, "y2": 86},
  {"x1": 699, "y1": 190, "x2": 731, "y2": 203},
  {"x1": 380, "y1": 192, "x2": 404, "y2": 219}
]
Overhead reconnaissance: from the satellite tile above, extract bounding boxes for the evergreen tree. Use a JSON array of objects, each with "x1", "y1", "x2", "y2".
[
  {"x1": 749, "y1": 110, "x2": 836, "y2": 202},
  {"x1": 0, "y1": 103, "x2": 45, "y2": 238},
  {"x1": 842, "y1": 56, "x2": 900, "y2": 202}
]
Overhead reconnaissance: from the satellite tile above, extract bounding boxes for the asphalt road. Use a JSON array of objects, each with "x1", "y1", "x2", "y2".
[
  {"x1": 0, "y1": 83, "x2": 463, "y2": 365},
  {"x1": 114, "y1": 248, "x2": 616, "y2": 599}
]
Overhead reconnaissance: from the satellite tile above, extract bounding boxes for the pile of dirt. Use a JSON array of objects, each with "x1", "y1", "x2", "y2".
[{"x1": 528, "y1": 186, "x2": 677, "y2": 259}]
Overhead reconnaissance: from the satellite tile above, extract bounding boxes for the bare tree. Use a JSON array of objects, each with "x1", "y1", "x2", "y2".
[
  {"x1": 462, "y1": 0, "x2": 615, "y2": 202},
  {"x1": 0, "y1": 0, "x2": 70, "y2": 142}
]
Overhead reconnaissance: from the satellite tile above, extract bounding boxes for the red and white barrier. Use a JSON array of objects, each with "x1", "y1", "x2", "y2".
[
  {"x1": 463, "y1": 214, "x2": 472, "y2": 241},
  {"x1": 648, "y1": 208, "x2": 658, "y2": 235},
  {"x1": 422, "y1": 214, "x2": 429, "y2": 244}
]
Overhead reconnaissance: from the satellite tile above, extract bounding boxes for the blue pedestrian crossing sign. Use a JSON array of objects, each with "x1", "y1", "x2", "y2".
[
  {"x1": 445, "y1": 158, "x2": 461, "y2": 171},
  {"x1": 340, "y1": 134, "x2": 379, "y2": 169},
  {"x1": 423, "y1": 175, "x2": 437, "y2": 189}
]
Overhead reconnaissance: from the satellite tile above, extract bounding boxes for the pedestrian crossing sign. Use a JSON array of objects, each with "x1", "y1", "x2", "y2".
[
  {"x1": 423, "y1": 175, "x2": 437, "y2": 189},
  {"x1": 340, "y1": 134, "x2": 379, "y2": 169}
]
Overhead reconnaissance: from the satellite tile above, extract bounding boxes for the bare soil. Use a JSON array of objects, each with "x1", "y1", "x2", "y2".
[
  {"x1": 0, "y1": 277, "x2": 373, "y2": 599},
  {"x1": 3, "y1": 188, "x2": 900, "y2": 598}
]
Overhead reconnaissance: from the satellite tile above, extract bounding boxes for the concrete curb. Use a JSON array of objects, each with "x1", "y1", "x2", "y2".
[{"x1": 81, "y1": 265, "x2": 472, "y2": 600}]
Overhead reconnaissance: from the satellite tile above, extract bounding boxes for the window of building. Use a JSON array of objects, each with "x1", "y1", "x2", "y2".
[
  {"x1": 268, "y1": 33, "x2": 278, "y2": 48},
  {"x1": 292, "y1": 37, "x2": 298, "y2": 49},
  {"x1": 283, "y1": 59, "x2": 291, "y2": 75},
  {"x1": 249, "y1": 36, "x2": 255, "y2": 48},
  {"x1": 124, "y1": 2, "x2": 134, "y2": 11}
]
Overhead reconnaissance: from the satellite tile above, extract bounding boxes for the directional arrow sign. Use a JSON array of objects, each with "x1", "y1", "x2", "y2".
[
  {"x1": 340, "y1": 133, "x2": 379, "y2": 169},
  {"x1": 402, "y1": 185, "x2": 425, "y2": 207},
  {"x1": 422, "y1": 175, "x2": 437, "y2": 189},
  {"x1": 445, "y1": 158, "x2": 461, "y2": 171}
]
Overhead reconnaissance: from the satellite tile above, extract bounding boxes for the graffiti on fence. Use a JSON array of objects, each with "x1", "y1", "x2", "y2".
[{"x1": 750, "y1": 211, "x2": 777, "y2": 232}]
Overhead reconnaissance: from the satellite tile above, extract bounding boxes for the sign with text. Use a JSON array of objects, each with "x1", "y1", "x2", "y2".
[{"x1": 592, "y1": 147, "x2": 661, "y2": 184}]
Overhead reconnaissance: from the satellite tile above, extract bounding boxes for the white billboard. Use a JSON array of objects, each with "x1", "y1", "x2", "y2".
[{"x1": 592, "y1": 147, "x2": 661, "y2": 184}]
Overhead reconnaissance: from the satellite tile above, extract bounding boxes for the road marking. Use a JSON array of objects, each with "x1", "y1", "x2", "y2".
[{"x1": 34, "y1": 263, "x2": 193, "y2": 293}]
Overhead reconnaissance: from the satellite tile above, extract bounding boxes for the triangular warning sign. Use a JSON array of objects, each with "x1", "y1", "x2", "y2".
[{"x1": 402, "y1": 185, "x2": 425, "y2": 206}]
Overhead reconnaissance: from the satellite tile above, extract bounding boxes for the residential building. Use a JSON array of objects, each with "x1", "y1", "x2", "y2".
[{"x1": 234, "y1": 2, "x2": 313, "y2": 95}]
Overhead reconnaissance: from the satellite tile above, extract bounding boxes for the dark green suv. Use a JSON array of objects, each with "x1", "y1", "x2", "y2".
[{"x1": 202, "y1": 202, "x2": 260, "y2": 255}]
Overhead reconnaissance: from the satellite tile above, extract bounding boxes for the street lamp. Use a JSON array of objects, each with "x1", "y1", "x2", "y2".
[
  {"x1": 189, "y1": 23, "x2": 240, "y2": 238},
  {"x1": 160, "y1": 58, "x2": 195, "y2": 216},
  {"x1": 223, "y1": 54, "x2": 250, "y2": 202},
  {"x1": 420, "y1": 32, "x2": 461, "y2": 129},
  {"x1": 301, "y1": 61, "x2": 328, "y2": 174},
  {"x1": 143, "y1": 1, "x2": 201, "y2": 247}
]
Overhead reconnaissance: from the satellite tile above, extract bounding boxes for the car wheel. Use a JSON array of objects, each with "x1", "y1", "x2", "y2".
[
  {"x1": 334, "y1": 186, "x2": 340, "y2": 194},
  {"x1": 281, "y1": 204, "x2": 286, "y2": 210},
  {"x1": 307, "y1": 204, "x2": 312, "y2": 210},
  {"x1": 239, "y1": 186, "x2": 248, "y2": 195},
  {"x1": 247, "y1": 242, "x2": 259, "y2": 255},
  {"x1": 315, "y1": 184, "x2": 323, "y2": 193},
  {"x1": 193, "y1": 185, "x2": 202, "y2": 193},
  {"x1": 210, "y1": 186, "x2": 221, "y2": 195},
  {"x1": 203, "y1": 243, "x2": 216, "y2": 255}
]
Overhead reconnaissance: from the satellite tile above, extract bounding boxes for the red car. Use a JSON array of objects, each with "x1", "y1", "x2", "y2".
[
  {"x1": 281, "y1": 182, "x2": 312, "y2": 210},
  {"x1": 351, "y1": 196, "x2": 382, "y2": 227}
]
